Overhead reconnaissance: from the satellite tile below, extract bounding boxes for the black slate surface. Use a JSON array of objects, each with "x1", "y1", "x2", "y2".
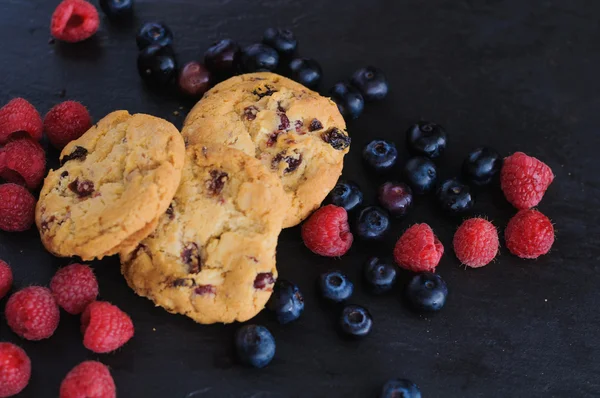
[{"x1": 1, "y1": 0, "x2": 599, "y2": 397}]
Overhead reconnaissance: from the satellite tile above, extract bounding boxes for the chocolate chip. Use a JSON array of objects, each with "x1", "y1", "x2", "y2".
[
  {"x1": 294, "y1": 120, "x2": 303, "y2": 133},
  {"x1": 166, "y1": 203, "x2": 175, "y2": 219},
  {"x1": 321, "y1": 128, "x2": 350, "y2": 150},
  {"x1": 206, "y1": 170, "x2": 228, "y2": 196},
  {"x1": 68, "y1": 178, "x2": 94, "y2": 197},
  {"x1": 252, "y1": 85, "x2": 277, "y2": 99},
  {"x1": 243, "y1": 106, "x2": 259, "y2": 121},
  {"x1": 172, "y1": 278, "x2": 196, "y2": 287},
  {"x1": 309, "y1": 119, "x2": 323, "y2": 132},
  {"x1": 194, "y1": 285, "x2": 216, "y2": 296},
  {"x1": 181, "y1": 242, "x2": 202, "y2": 273},
  {"x1": 254, "y1": 273, "x2": 275, "y2": 289},
  {"x1": 60, "y1": 171, "x2": 69, "y2": 178},
  {"x1": 272, "y1": 152, "x2": 303, "y2": 173},
  {"x1": 60, "y1": 146, "x2": 88, "y2": 165}
]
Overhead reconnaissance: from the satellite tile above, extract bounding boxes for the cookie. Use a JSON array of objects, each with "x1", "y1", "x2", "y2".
[
  {"x1": 36, "y1": 110, "x2": 185, "y2": 260},
  {"x1": 182, "y1": 72, "x2": 350, "y2": 228},
  {"x1": 120, "y1": 144, "x2": 288, "y2": 324}
]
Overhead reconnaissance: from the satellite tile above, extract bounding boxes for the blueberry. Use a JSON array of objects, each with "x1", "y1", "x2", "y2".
[
  {"x1": 339, "y1": 305, "x2": 373, "y2": 338},
  {"x1": 436, "y1": 178, "x2": 474, "y2": 213},
  {"x1": 406, "y1": 121, "x2": 447, "y2": 158},
  {"x1": 355, "y1": 206, "x2": 390, "y2": 240},
  {"x1": 99, "y1": 0, "x2": 134, "y2": 20},
  {"x1": 462, "y1": 147, "x2": 502, "y2": 186},
  {"x1": 318, "y1": 271, "x2": 353, "y2": 302},
  {"x1": 403, "y1": 157, "x2": 437, "y2": 194},
  {"x1": 289, "y1": 58, "x2": 322, "y2": 89},
  {"x1": 378, "y1": 182, "x2": 413, "y2": 217},
  {"x1": 351, "y1": 66, "x2": 388, "y2": 101},
  {"x1": 380, "y1": 379, "x2": 422, "y2": 398},
  {"x1": 137, "y1": 44, "x2": 177, "y2": 87},
  {"x1": 136, "y1": 22, "x2": 173, "y2": 50},
  {"x1": 178, "y1": 61, "x2": 212, "y2": 97},
  {"x1": 330, "y1": 82, "x2": 364, "y2": 120},
  {"x1": 405, "y1": 272, "x2": 448, "y2": 312},
  {"x1": 204, "y1": 38, "x2": 240, "y2": 74},
  {"x1": 235, "y1": 325, "x2": 276, "y2": 368},
  {"x1": 362, "y1": 140, "x2": 398, "y2": 173},
  {"x1": 262, "y1": 28, "x2": 297, "y2": 56},
  {"x1": 241, "y1": 43, "x2": 279, "y2": 72},
  {"x1": 266, "y1": 280, "x2": 304, "y2": 324},
  {"x1": 363, "y1": 257, "x2": 397, "y2": 295},
  {"x1": 326, "y1": 180, "x2": 363, "y2": 212}
]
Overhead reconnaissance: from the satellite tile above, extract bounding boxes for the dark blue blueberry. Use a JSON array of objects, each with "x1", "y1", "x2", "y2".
[
  {"x1": 330, "y1": 82, "x2": 364, "y2": 120},
  {"x1": 378, "y1": 182, "x2": 413, "y2": 217},
  {"x1": 403, "y1": 157, "x2": 437, "y2": 194},
  {"x1": 136, "y1": 22, "x2": 173, "y2": 50},
  {"x1": 178, "y1": 61, "x2": 212, "y2": 97},
  {"x1": 263, "y1": 28, "x2": 297, "y2": 56},
  {"x1": 363, "y1": 257, "x2": 397, "y2": 295},
  {"x1": 380, "y1": 379, "x2": 422, "y2": 398},
  {"x1": 436, "y1": 178, "x2": 474, "y2": 213},
  {"x1": 318, "y1": 271, "x2": 353, "y2": 303},
  {"x1": 355, "y1": 206, "x2": 390, "y2": 240},
  {"x1": 266, "y1": 280, "x2": 304, "y2": 324},
  {"x1": 405, "y1": 272, "x2": 448, "y2": 312},
  {"x1": 351, "y1": 66, "x2": 388, "y2": 101},
  {"x1": 406, "y1": 121, "x2": 447, "y2": 158},
  {"x1": 289, "y1": 58, "x2": 322, "y2": 89},
  {"x1": 326, "y1": 180, "x2": 363, "y2": 212},
  {"x1": 462, "y1": 147, "x2": 502, "y2": 186},
  {"x1": 362, "y1": 140, "x2": 398, "y2": 173},
  {"x1": 204, "y1": 39, "x2": 241, "y2": 74},
  {"x1": 137, "y1": 44, "x2": 177, "y2": 87},
  {"x1": 241, "y1": 43, "x2": 279, "y2": 72},
  {"x1": 99, "y1": 0, "x2": 134, "y2": 20},
  {"x1": 235, "y1": 325, "x2": 276, "y2": 368},
  {"x1": 339, "y1": 305, "x2": 373, "y2": 338}
]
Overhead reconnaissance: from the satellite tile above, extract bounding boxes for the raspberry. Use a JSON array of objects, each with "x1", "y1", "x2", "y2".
[
  {"x1": 81, "y1": 301, "x2": 134, "y2": 353},
  {"x1": 51, "y1": 264, "x2": 99, "y2": 315},
  {"x1": 0, "y1": 98, "x2": 43, "y2": 144},
  {"x1": 501, "y1": 152, "x2": 554, "y2": 209},
  {"x1": 394, "y1": 223, "x2": 444, "y2": 272},
  {"x1": 0, "y1": 259, "x2": 13, "y2": 300},
  {"x1": 0, "y1": 137, "x2": 46, "y2": 189},
  {"x1": 44, "y1": 101, "x2": 93, "y2": 149},
  {"x1": 505, "y1": 209, "x2": 554, "y2": 259},
  {"x1": 51, "y1": 0, "x2": 100, "y2": 43},
  {"x1": 453, "y1": 218, "x2": 499, "y2": 268},
  {"x1": 0, "y1": 343, "x2": 31, "y2": 398},
  {"x1": 301, "y1": 205, "x2": 353, "y2": 257},
  {"x1": 60, "y1": 361, "x2": 116, "y2": 398},
  {"x1": 5, "y1": 286, "x2": 60, "y2": 341},
  {"x1": 0, "y1": 183, "x2": 36, "y2": 232}
]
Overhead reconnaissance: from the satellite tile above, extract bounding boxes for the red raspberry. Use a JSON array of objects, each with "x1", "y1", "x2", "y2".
[
  {"x1": 51, "y1": 0, "x2": 100, "y2": 43},
  {"x1": 44, "y1": 101, "x2": 93, "y2": 149},
  {"x1": 453, "y1": 218, "x2": 499, "y2": 268},
  {"x1": 0, "y1": 343, "x2": 31, "y2": 398},
  {"x1": 0, "y1": 137, "x2": 46, "y2": 189},
  {"x1": 505, "y1": 209, "x2": 554, "y2": 259},
  {"x1": 0, "y1": 259, "x2": 13, "y2": 300},
  {"x1": 0, "y1": 183, "x2": 36, "y2": 232},
  {"x1": 60, "y1": 361, "x2": 116, "y2": 398},
  {"x1": 394, "y1": 223, "x2": 444, "y2": 272},
  {"x1": 51, "y1": 264, "x2": 99, "y2": 315},
  {"x1": 301, "y1": 205, "x2": 353, "y2": 257},
  {"x1": 5, "y1": 286, "x2": 60, "y2": 341},
  {"x1": 501, "y1": 152, "x2": 554, "y2": 209},
  {"x1": 81, "y1": 301, "x2": 134, "y2": 353},
  {"x1": 0, "y1": 98, "x2": 43, "y2": 144}
]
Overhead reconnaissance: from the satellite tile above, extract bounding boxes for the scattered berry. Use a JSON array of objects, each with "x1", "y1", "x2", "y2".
[
  {"x1": 339, "y1": 305, "x2": 373, "y2": 338},
  {"x1": 289, "y1": 58, "x2": 322, "y2": 89},
  {"x1": 5, "y1": 286, "x2": 60, "y2": 340},
  {"x1": 0, "y1": 260, "x2": 13, "y2": 300},
  {"x1": 50, "y1": 0, "x2": 100, "y2": 43},
  {"x1": 406, "y1": 121, "x2": 447, "y2": 158},
  {"x1": 355, "y1": 206, "x2": 390, "y2": 240},
  {"x1": 436, "y1": 178, "x2": 475, "y2": 214},
  {"x1": 403, "y1": 157, "x2": 437, "y2": 194},
  {"x1": 501, "y1": 152, "x2": 554, "y2": 209},
  {"x1": 505, "y1": 209, "x2": 554, "y2": 259},
  {"x1": 318, "y1": 271, "x2": 353, "y2": 303},
  {"x1": 59, "y1": 361, "x2": 116, "y2": 398},
  {"x1": 262, "y1": 28, "x2": 297, "y2": 56},
  {"x1": 453, "y1": 218, "x2": 499, "y2": 268},
  {"x1": 326, "y1": 180, "x2": 363, "y2": 212},
  {"x1": 330, "y1": 81, "x2": 364, "y2": 119},
  {"x1": 301, "y1": 205, "x2": 353, "y2": 257},
  {"x1": 99, "y1": 0, "x2": 133, "y2": 20},
  {"x1": 241, "y1": 43, "x2": 279, "y2": 72},
  {"x1": 378, "y1": 182, "x2": 413, "y2": 217},
  {"x1": 363, "y1": 257, "x2": 397, "y2": 295},
  {"x1": 178, "y1": 61, "x2": 212, "y2": 98},
  {"x1": 362, "y1": 140, "x2": 398, "y2": 173},
  {"x1": 204, "y1": 38, "x2": 240, "y2": 74},
  {"x1": 380, "y1": 379, "x2": 422, "y2": 398},
  {"x1": 235, "y1": 325, "x2": 276, "y2": 368},
  {"x1": 0, "y1": 137, "x2": 46, "y2": 189},
  {"x1": 50, "y1": 264, "x2": 99, "y2": 315},
  {"x1": 405, "y1": 272, "x2": 448, "y2": 312},
  {"x1": 136, "y1": 22, "x2": 173, "y2": 50},
  {"x1": 137, "y1": 44, "x2": 177, "y2": 87},
  {"x1": 0, "y1": 98, "x2": 43, "y2": 144},
  {"x1": 81, "y1": 301, "x2": 134, "y2": 353},
  {"x1": 351, "y1": 66, "x2": 388, "y2": 101},
  {"x1": 267, "y1": 280, "x2": 304, "y2": 324},
  {"x1": 394, "y1": 223, "x2": 444, "y2": 272},
  {"x1": 462, "y1": 147, "x2": 502, "y2": 186},
  {"x1": 43, "y1": 101, "x2": 92, "y2": 149},
  {"x1": 0, "y1": 183, "x2": 36, "y2": 232},
  {"x1": 0, "y1": 343, "x2": 31, "y2": 398}
]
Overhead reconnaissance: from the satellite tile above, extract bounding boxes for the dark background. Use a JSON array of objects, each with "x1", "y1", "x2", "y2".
[{"x1": 1, "y1": 0, "x2": 599, "y2": 396}]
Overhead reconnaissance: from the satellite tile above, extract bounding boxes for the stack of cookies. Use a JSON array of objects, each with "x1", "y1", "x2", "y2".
[{"x1": 36, "y1": 72, "x2": 350, "y2": 324}]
